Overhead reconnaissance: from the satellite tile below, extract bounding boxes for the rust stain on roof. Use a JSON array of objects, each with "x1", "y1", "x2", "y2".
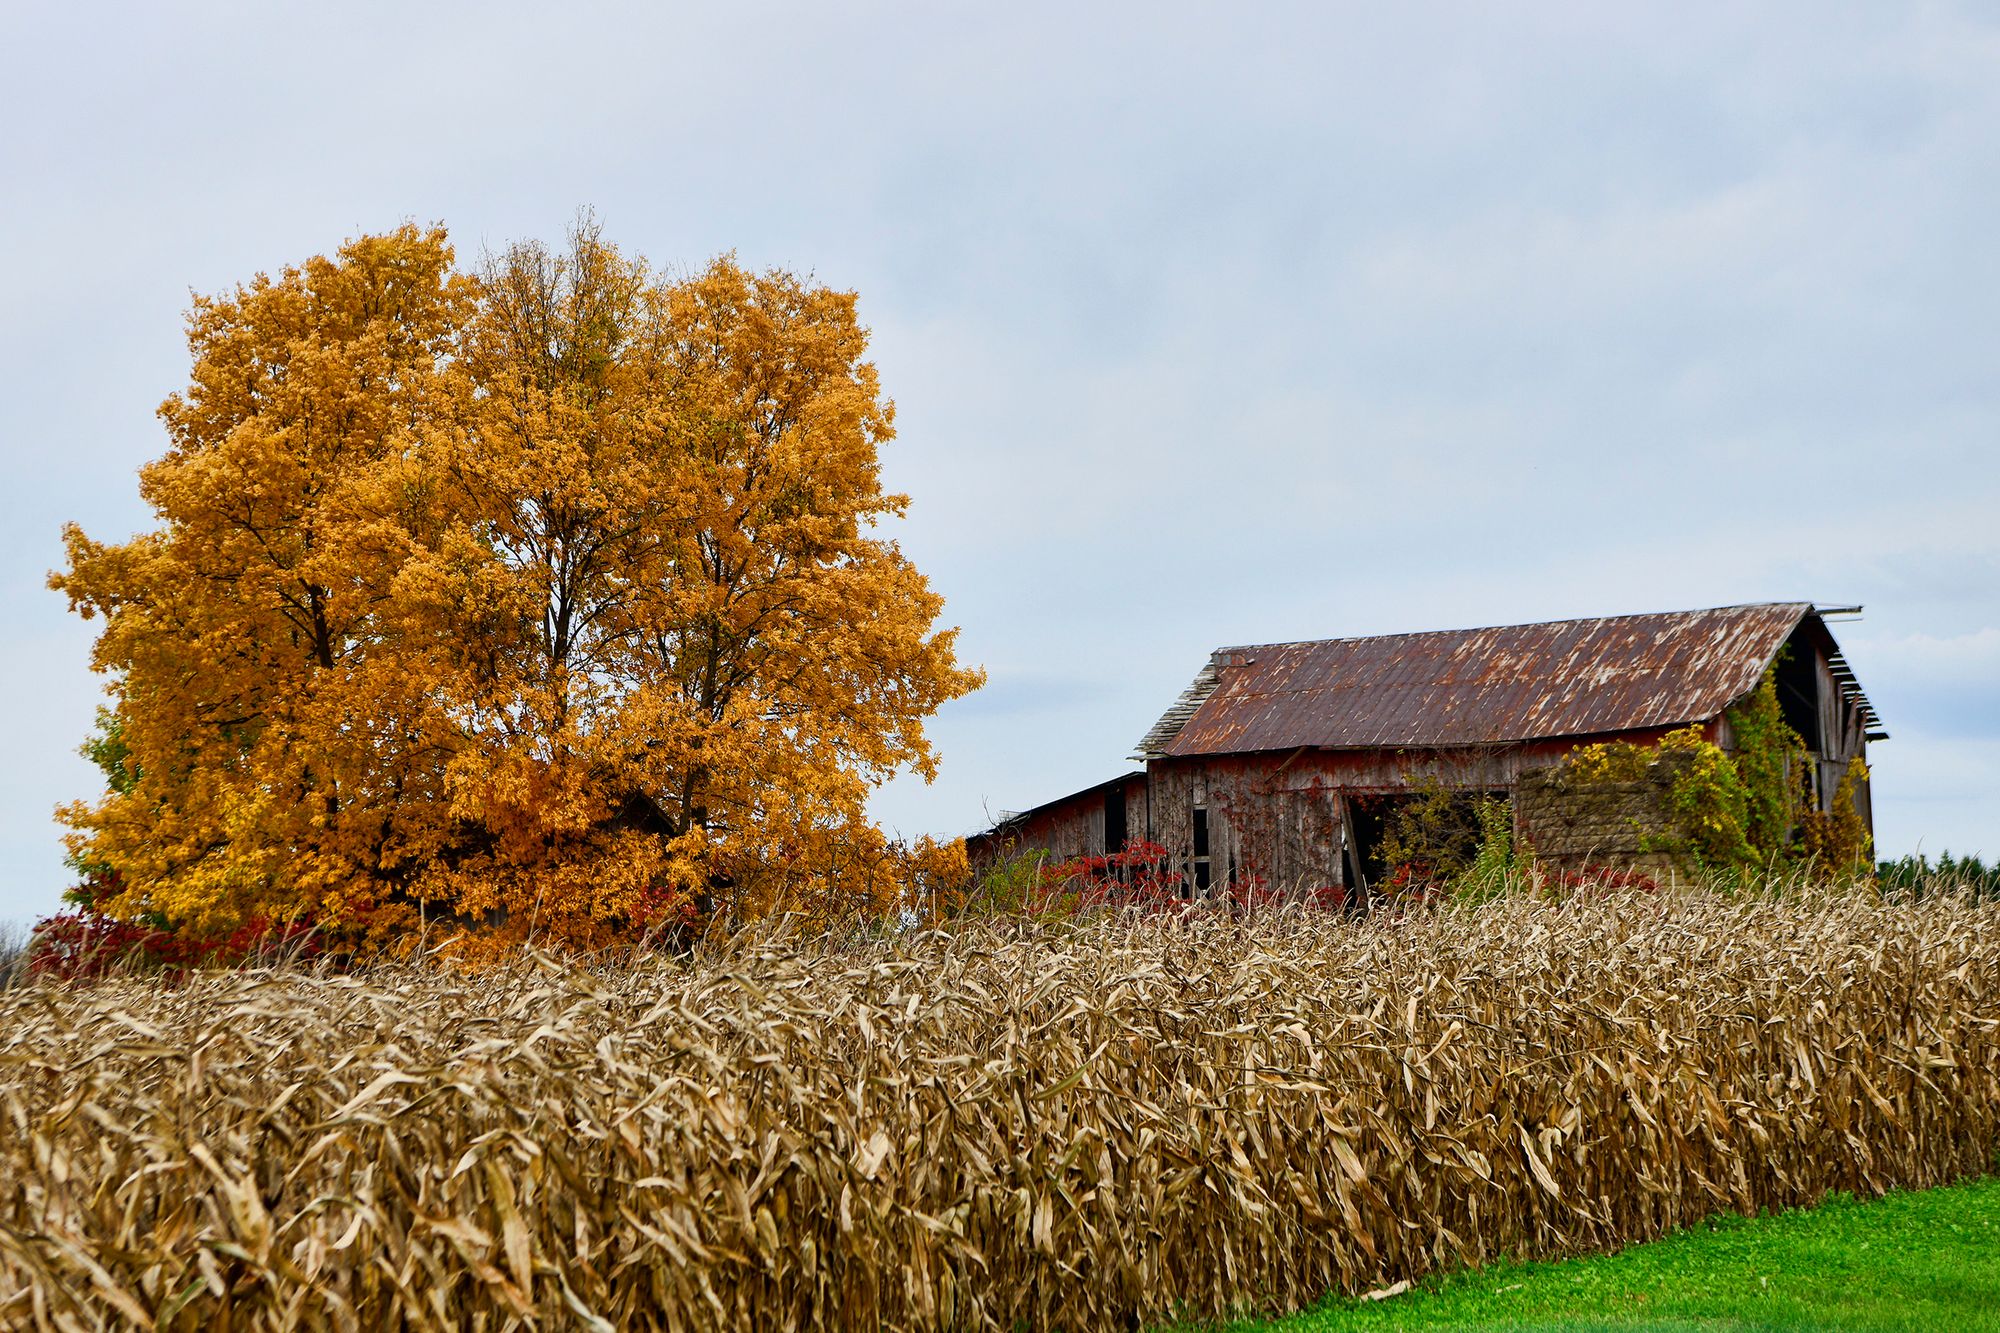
[{"x1": 1143, "y1": 603, "x2": 1846, "y2": 757}]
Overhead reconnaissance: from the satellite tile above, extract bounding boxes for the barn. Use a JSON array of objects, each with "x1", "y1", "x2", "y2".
[{"x1": 968, "y1": 603, "x2": 1885, "y2": 897}]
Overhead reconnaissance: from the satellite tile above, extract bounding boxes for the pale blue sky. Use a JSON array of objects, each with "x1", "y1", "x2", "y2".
[{"x1": 4, "y1": 2, "x2": 1997, "y2": 925}]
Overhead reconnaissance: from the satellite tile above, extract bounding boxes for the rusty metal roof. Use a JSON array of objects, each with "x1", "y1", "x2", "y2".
[{"x1": 1140, "y1": 603, "x2": 1877, "y2": 758}]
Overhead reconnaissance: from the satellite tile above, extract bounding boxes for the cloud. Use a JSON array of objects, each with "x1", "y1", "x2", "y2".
[
  {"x1": 1842, "y1": 627, "x2": 2000, "y2": 738},
  {"x1": 5, "y1": 1, "x2": 1999, "y2": 923},
  {"x1": 1867, "y1": 730, "x2": 2000, "y2": 861}
]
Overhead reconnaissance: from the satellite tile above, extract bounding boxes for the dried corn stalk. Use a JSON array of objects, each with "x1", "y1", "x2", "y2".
[{"x1": 1, "y1": 886, "x2": 1996, "y2": 1330}]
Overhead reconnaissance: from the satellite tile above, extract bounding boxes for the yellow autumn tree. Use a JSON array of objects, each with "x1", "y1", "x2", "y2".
[
  {"x1": 54, "y1": 219, "x2": 982, "y2": 949},
  {"x1": 54, "y1": 225, "x2": 473, "y2": 935}
]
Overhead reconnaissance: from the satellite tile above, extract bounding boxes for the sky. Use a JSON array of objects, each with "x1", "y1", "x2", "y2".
[{"x1": 3, "y1": 2, "x2": 1997, "y2": 927}]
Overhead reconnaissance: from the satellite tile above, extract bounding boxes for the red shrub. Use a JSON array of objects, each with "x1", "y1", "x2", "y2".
[
  {"x1": 1032, "y1": 842, "x2": 1346, "y2": 918},
  {"x1": 1543, "y1": 863, "x2": 1661, "y2": 896},
  {"x1": 29, "y1": 903, "x2": 324, "y2": 983}
]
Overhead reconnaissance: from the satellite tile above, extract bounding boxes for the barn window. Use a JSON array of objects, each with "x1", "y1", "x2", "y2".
[
  {"x1": 1191, "y1": 804, "x2": 1211, "y2": 895},
  {"x1": 1103, "y1": 786, "x2": 1127, "y2": 854}
]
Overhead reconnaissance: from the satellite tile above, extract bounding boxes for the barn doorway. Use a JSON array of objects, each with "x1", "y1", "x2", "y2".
[{"x1": 1348, "y1": 788, "x2": 1512, "y2": 894}]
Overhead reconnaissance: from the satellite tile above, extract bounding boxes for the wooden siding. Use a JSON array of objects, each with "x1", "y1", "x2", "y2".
[{"x1": 966, "y1": 776, "x2": 1150, "y2": 871}]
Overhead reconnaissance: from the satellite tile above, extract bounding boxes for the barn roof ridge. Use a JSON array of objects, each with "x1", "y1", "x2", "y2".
[{"x1": 1207, "y1": 601, "x2": 1816, "y2": 659}]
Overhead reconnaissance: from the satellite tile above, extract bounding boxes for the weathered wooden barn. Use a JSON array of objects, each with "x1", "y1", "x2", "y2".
[{"x1": 969, "y1": 603, "x2": 1885, "y2": 896}]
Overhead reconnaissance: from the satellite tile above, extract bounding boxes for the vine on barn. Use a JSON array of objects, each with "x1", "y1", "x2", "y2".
[{"x1": 1552, "y1": 665, "x2": 1871, "y2": 877}]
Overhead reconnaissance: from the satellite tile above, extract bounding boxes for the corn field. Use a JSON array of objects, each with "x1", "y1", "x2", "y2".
[{"x1": 3, "y1": 885, "x2": 1997, "y2": 1331}]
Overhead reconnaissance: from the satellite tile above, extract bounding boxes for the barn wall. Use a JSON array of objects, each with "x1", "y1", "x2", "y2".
[
  {"x1": 1815, "y1": 650, "x2": 1874, "y2": 836},
  {"x1": 967, "y1": 777, "x2": 1149, "y2": 872},
  {"x1": 977, "y1": 686, "x2": 1877, "y2": 895},
  {"x1": 1144, "y1": 734, "x2": 1683, "y2": 894}
]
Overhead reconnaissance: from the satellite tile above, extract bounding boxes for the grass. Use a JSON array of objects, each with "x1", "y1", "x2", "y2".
[{"x1": 1233, "y1": 1176, "x2": 2000, "y2": 1332}]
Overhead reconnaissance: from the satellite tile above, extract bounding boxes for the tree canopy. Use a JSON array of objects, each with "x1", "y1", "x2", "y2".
[{"x1": 53, "y1": 220, "x2": 982, "y2": 951}]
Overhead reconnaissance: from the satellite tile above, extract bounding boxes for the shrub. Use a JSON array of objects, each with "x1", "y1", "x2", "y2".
[
  {"x1": 957, "y1": 840, "x2": 1296, "y2": 919},
  {"x1": 1378, "y1": 784, "x2": 1515, "y2": 891},
  {"x1": 27, "y1": 888, "x2": 323, "y2": 983},
  {"x1": 1798, "y1": 755, "x2": 1873, "y2": 873}
]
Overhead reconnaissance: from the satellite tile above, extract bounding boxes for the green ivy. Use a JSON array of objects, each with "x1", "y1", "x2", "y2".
[{"x1": 1721, "y1": 665, "x2": 1810, "y2": 861}]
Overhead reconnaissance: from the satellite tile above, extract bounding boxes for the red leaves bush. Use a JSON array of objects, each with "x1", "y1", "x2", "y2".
[
  {"x1": 1542, "y1": 864, "x2": 1660, "y2": 896},
  {"x1": 29, "y1": 903, "x2": 322, "y2": 983},
  {"x1": 1030, "y1": 842, "x2": 1348, "y2": 917}
]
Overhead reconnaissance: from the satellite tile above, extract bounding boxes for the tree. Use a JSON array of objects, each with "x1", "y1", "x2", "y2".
[
  {"x1": 54, "y1": 225, "x2": 472, "y2": 935},
  {"x1": 53, "y1": 220, "x2": 981, "y2": 949}
]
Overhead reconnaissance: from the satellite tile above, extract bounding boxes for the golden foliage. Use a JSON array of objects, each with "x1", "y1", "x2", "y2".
[
  {"x1": 51, "y1": 220, "x2": 981, "y2": 943},
  {"x1": 1799, "y1": 755, "x2": 1874, "y2": 873},
  {"x1": 3, "y1": 886, "x2": 1997, "y2": 1329},
  {"x1": 1655, "y1": 726, "x2": 1758, "y2": 869},
  {"x1": 1558, "y1": 737, "x2": 1658, "y2": 785}
]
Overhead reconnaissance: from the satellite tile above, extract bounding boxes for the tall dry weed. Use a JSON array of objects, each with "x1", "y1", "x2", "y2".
[{"x1": 2, "y1": 885, "x2": 1996, "y2": 1330}]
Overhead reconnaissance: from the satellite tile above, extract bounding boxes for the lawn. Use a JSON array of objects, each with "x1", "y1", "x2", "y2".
[{"x1": 1228, "y1": 1176, "x2": 2000, "y2": 1332}]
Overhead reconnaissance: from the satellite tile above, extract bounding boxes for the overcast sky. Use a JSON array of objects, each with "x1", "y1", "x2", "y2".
[{"x1": 3, "y1": 3, "x2": 1996, "y2": 927}]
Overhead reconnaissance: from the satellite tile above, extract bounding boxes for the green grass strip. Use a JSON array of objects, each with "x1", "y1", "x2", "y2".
[{"x1": 1227, "y1": 1177, "x2": 2000, "y2": 1332}]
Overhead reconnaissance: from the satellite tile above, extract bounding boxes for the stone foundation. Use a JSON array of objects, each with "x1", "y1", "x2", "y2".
[{"x1": 1515, "y1": 750, "x2": 1695, "y2": 878}]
